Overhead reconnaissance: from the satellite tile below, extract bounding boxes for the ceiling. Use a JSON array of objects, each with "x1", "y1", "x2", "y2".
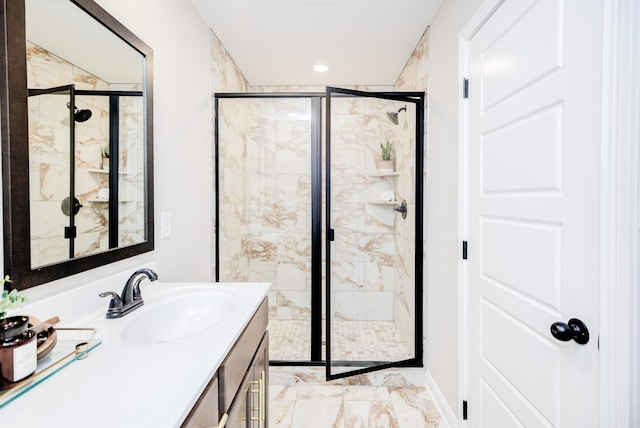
[
  {"x1": 189, "y1": 0, "x2": 444, "y2": 87},
  {"x1": 26, "y1": 0, "x2": 143, "y2": 84}
]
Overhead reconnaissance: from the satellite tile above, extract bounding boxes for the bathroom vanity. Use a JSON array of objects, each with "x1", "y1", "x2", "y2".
[
  {"x1": 0, "y1": 271, "x2": 270, "y2": 428},
  {"x1": 183, "y1": 298, "x2": 268, "y2": 428}
]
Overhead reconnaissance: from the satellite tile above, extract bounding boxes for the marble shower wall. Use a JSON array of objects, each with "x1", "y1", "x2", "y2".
[
  {"x1": 330, "y1": 96, "x2": 414, "y2": 325},
  {"x1": 247, "y1": 99, "x2": 313, "y2": 320},
  {"x1": 116, "y1": 95, "x2": 145, "y2": 246},
  {"x1": 209, "y1": 30, "x2": 250, "y2": 286},
  {"x1": 26, "y1": 41, "x2": 143, "y2": 266},
  {"x1": 218, "y1": 98, "x2": 313, "y2": 320},
  {"x1": 218, "y1": 98, "x2": 251, "y2": 282},
  {"x1": 394, "y1": 27, "x2": 429, "y2": 350},
  {"x1": 389, "y1": 101, "x2": 417, "y2": 354},
  {"x1": 218, "y1": 94, "x2": 419, "y2": 334}
]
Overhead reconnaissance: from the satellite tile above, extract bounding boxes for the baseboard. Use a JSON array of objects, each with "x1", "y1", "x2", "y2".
[{"x1": 425, "y1": 370, "x2": 458, "y2": 428}]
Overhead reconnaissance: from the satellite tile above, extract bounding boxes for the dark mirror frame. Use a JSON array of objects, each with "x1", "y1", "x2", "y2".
[{"x1": 0, "y1": 0, "x2": 154, "y2": 290}]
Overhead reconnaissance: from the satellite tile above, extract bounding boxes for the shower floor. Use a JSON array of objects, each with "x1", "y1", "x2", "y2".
[{"x1": 268, "y1": 318, "x2": 412, "y2": 362}]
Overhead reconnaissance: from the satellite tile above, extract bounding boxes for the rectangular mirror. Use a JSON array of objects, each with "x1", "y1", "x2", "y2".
[{"x1": 1, "y1": 0, "x2": 154, "y2": 290}]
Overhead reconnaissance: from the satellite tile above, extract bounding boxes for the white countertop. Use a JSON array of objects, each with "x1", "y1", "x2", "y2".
[{"x1": 0, "y1": 280, "x2": 270, "y2": 428}]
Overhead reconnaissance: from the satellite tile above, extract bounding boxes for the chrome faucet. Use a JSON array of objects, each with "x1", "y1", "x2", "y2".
[{"x1": 99, "y1": 268, "x2": 158, "y2": 319}]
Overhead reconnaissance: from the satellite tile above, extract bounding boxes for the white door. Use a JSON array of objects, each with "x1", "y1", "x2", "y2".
[{"x1": 465, "y1": 0, "x2": 603, "y2": 426}]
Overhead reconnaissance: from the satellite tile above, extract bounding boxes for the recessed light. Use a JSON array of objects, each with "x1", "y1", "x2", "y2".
[{"x1": 314, "y1": 64, "x2": 329, "y2": 73}]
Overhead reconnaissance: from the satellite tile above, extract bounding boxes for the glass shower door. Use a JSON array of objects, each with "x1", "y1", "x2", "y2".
[
  {"x1": 217, "y1": 96, "x2": 318, "y2": 362},
  {"x1": 27, "y1": 85, "x2": 75, "y2": 267},
  {"x1": 325, "y1": 86, "x2": 424, "y2": 380}
]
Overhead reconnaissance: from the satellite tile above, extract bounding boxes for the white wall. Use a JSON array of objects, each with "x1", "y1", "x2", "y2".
[
  {"x1": 94, "y1": 0, "x2": 214, "y2": 282},
  {"x1": 1, "y1": 0, "x2": 214, "y2": 301},
  {"x1": 426, "y1": 0, "x2": 484, "y2": 415}
]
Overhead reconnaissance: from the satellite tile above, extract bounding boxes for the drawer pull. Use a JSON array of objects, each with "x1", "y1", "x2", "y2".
[
  {"x1": 260, "y1": 370, "x2": 265, "y2": 422},
  {"x1": 206, "y1": 412, "x2": 228, "y2": 428},
  {"x1": 250, "y1": 379, "x2": 260, "y2": 421},
  {"x1": 249, "y1": 371, "x2": 266, "y2": 423}
]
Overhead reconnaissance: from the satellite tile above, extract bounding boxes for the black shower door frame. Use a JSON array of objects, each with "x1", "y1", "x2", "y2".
[
  {"x1": 28, "y1": 84, "x2": 77, "y2": 259},
  {"x1": 214, "y1": 90, "x2": 424, "y2": 377},
  {"x1": 325, "y1": 86, "x2": 424, "y2": 381}
]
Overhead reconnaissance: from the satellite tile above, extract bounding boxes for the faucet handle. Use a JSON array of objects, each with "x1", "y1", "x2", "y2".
[
  {"x1": 132, "y1": 277, "x2": 145, "y2": 301},
  {"x1": 99, "y1": 291, "x2": 123, "y2": 309}
]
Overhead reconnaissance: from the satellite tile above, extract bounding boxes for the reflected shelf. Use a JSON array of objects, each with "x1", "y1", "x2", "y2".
[
  {"x1": 86, "y1": 199, "x2": 135, "y2": 203},
  {"x1": 85, "y1": 168, "x2": 132, "y2": 175},
  {"x1": 367, "y1": 172, "x2": 400, "y2": 178},
  {"x1": 367, "y1": 201, "x2": 400, "y2": 205}
]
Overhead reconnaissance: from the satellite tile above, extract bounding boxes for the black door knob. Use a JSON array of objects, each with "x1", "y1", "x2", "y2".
[{"x1": 550, "y1": 318, "x2": 589, "y2": 345}]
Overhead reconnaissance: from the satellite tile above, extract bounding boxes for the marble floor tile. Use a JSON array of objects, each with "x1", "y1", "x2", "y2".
[
  {"x1": 388, "y1": 387, "x2": 441, "y2": 428},
  {"x1": 268, "y1": 318, "x2": 411, "y2": 362},
  {"x1": 270, "y1": 384, "x2": 297, "y2": 401},
  {"x1": 268, "y1": 367, "x2": 441, "y2": 428},
  {"x1": 343, "y1": 400, "x2": 400, "y2": 428},
  {"x1": 342, "y1": 385, "x2": 389, "y2": 402},
  {"x1": 290, "y1": 396, "x2": 344, "y2": 428},
  {"x1": 270, "y1": 400, "x2": 295, "y2": 428}
]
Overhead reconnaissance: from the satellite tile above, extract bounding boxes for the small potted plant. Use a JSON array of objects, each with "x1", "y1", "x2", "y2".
[
  {"x1": 379, "y1": 140, "x2": 394, "y2": 172},
  {"x1": 0, "y1": 276, "x2": 28, "y2": 321},
  {"x1": 101, "y1": 145, "x2": 110, "y2": 170},
  {"x1": 0, "y1": 276, "x2": 37, "y2": 383}
]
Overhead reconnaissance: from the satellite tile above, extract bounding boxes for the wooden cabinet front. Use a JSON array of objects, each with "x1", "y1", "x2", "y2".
[{"x1": 181, "y1": 297, "x2": 269, "y2": 428}]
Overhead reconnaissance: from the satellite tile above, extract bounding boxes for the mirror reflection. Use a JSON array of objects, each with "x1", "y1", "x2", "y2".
[{"x1": 25, "y1": 0, "x2": 146, "y2": 268}]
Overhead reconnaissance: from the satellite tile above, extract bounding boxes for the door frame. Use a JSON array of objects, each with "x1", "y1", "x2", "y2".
[{"x1": 458, "y1": 0, "x2": 639, "y2": 426}]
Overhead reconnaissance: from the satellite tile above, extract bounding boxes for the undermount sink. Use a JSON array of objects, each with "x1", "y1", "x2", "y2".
[{"x1": 121, "y1": 287, "x2": 239, "y2": 344}]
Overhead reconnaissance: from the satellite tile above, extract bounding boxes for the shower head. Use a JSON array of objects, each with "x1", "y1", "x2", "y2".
[
  {"x1": 386, "y1": 106, "x2": 407, "y2": 125},
  {"x1": 74, "y1": 108, "x2": 92, "y2": 122},
  {"x1": 67, "y1": 103, "x2": 92, "y2": 122}
]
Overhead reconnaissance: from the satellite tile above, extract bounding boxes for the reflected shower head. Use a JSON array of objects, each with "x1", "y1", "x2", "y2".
[
  {"x1": 386, "y1": 106, "x2": 406, "y2": 125},
  {"x1": 67, "y1": 102, "x2": 92, "y2": 122}
]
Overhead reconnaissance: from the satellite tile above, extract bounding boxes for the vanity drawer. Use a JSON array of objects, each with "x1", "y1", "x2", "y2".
[
  {"x1": 219, "y1": 297, "x2": 268, "y2": 411},
  {"x1": 181, "y1": 374, "x2": 219, "y2": 428}
]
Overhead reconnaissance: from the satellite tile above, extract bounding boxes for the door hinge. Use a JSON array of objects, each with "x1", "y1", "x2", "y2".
[
  {"x1": 462, "y1": 241, "x2": 468, "y2": 260},
  {"x1": 463, "y1": 400, "x2": 468, "y2": 420},
  {"x1": 463, "y1": 78, "x2": 469, "y2": 98},
  {"x1": 64, "y1": 226, "x2": 77, "y2": 239},
  {"x1": 328, "y1": 228, "x2": 335, "y2": 242}
]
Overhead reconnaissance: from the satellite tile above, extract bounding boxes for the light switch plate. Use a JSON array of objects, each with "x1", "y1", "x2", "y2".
[{"x1": 161, "y1": 212, "x2": 172, "y2": 239}]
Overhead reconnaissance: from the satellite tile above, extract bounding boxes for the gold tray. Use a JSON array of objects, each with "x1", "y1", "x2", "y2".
[{"x1": 0, "y1": 327, "x2": 101, "y2": 408}]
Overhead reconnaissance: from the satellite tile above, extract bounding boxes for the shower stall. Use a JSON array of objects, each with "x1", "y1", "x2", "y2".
[{"x1": 216, "y1": 87, "x2": 423, "y2": 380}]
